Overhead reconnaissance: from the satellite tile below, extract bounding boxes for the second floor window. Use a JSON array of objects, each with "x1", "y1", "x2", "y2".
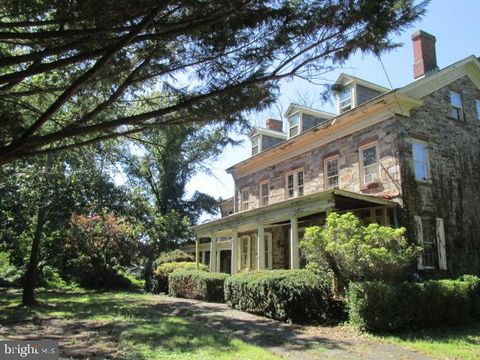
[
  {"x1": 360, "y1": 144, "x2": 379, "y2": 185},
  {"x1": 476, "y1": 99, "x2": 480, "y2": 121},
  {"x1": 324, "y1": 157, "x2": 339, "y2": 189},
  {"x1": 260, "y1": 181, "x2": 269, "y2": 206},
  {"x1": 286, "y1": 169, "x2": 304, "y2": 198},
  {"x1": 412, "y1": 141, "x2": 429, "y2": 181},
  {"x1": 450, "y1": 91, "x2": 463, "y2": 120},
  {"x1": 241, "y1": 188, "x2": 249, "y2": 211}
]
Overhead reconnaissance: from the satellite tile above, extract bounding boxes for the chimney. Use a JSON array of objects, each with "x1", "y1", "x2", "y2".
[
  {"x1": 265, "y1": 118, "x2": 283, "y2": 132},
  {"x1": 412, "y1": 30, "x2": 438, "y2": 79}
]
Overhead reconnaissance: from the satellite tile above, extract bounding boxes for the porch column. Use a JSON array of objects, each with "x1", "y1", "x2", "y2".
[
  {"x1": 257, "y1": 223, "x2": 265, "y2": 270},
  {"x1": 290, "y1": 217, "x2": 300, "y2": 269},
  {"x1": 195, "y1": 239, "x2": 200, "y2": 270},
  {"x1": 216, "y1": 248, "x2": 221, "y2": 272},
  {"x1": 231, "y1": 229, "x2": 238, "y2": 274},
  {"x1": 209, "y1": 236, "x2": 217, "y2": 272}
]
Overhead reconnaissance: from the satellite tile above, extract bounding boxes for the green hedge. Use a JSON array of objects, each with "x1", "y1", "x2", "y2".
[
  {"x1": 169, "y1": 270, "x2": 229, "y2": 302},
  {"x1": 348, "y1": 275, "x2": 480, "y2": 332},
  {"x1": 153, "y1": 261, "x2": 208, "y2": 294},
  {"x1": 224, "y1": 269, "x2": 344, "y2": 324}
]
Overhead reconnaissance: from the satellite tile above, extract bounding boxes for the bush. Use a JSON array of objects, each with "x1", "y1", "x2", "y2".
[
  {"x1": 224, "y1": 269, "x2": 344, "y2": 324},
  {"x1": 0, "y1": 251, "x2": 22, "y2": 287},
  {"x1": 347, "y1": 275, "x2": 480, "y2": 332},
  {"x1": 301, "y1": 212, "x2": 419, "y2": 284},
  {"x1": 169, "y1": 270, "x2": 229, "y2": 302},
  {"x1": 153, "y1": 261, "x2": 208, "y2": 294},
  {"x1": 155, "y1": 249, "x2": 194, "y2": 266}
]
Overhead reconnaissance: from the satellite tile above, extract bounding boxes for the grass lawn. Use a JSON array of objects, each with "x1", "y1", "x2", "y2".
[
  {"x1": 0, "y1": 289, "x2": 280, "y2": 360},
  {"x1": 372, "y1": 324, "x2": 480, "y2": 360}
]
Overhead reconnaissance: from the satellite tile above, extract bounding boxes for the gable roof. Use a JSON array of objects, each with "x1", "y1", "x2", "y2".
[
  {"x1": 249, "y1": 126, "x2": 287, "y2": 139},
  {"x1": 284, "y1": 103, "x2": 335, "y2": 119},
  {"x1": 335, "y1": 73, "x2": 390, "y2": 93}
]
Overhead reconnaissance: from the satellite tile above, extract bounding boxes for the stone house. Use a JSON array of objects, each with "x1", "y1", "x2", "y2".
[{"x1": 186, "y1": 31, "x2": 480, "y2": 277}]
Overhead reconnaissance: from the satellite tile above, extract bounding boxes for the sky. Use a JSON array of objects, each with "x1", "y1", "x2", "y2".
[{"x1": 186, "y1": 0, "x2": 480, "y2": 220}]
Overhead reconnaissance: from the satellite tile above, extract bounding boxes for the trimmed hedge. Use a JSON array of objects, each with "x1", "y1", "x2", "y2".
[
  {"x1": 224, "y1": 269, "x2": 344, "y2": 324},
  {"x1": 348, "y1": 275, "x2": 480, "y2": 332},
  {"x1": 169, "y1": 270, "x2": 229, "y2": 302},
  {"x1": 153, "y1": 261, "x2": 208, "y2": 293}
]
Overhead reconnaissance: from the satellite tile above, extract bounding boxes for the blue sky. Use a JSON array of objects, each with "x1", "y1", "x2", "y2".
[{"x1": 186, "y1": 0, "x2": 480, "y2": 218}]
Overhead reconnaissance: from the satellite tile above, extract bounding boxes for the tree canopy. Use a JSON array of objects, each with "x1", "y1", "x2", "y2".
[{"x1": 0, "y1": 0, "x2": 427, "y2": 165}]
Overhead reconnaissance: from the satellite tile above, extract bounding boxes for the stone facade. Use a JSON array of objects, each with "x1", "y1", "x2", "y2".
[{"x1": 397, "y1": 76, "x2": 480, "y2": 276}]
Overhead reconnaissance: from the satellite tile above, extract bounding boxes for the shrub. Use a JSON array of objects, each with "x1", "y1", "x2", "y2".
[
  {"x1": 301, "y1": 212, "x2": 420, "y2": 284},
  {"x1": 0, "y1": 251, "x2": 22, "y2": 287},
  {"x1": 169, "y1": 270, "x2": 229, "y2": 302},
  {"x1": 347, "y1": 275, "x2": 480, "y2": 332},
  {"x1": 153, "y1": 261, "x2": 208, "y2": 293},
  {"x1": 155, "y1": 249, "x2": 194, "y2": 266},
  {"x1": 224, "y1": 269, "x2": 345, "y2": 324}
]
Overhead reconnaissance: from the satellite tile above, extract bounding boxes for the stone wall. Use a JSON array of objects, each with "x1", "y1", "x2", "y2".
[
  {"x1": 235, "y1": 118, "x2": 402, "y2": 210},
  {"x1": 397, "y1": 75, "x2": 480, "y2": 276}
]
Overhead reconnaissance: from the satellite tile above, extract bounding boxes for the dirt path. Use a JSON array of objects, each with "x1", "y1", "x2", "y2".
[{"x1": 155, "y1": 295, "x2": 430, "y2": 360}]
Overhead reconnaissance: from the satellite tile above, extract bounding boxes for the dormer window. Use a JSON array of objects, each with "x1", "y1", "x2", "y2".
[
  {"x1": 289, "y1": 114, "x2": 300, "y2": 137},
  {"x1": 251, "y1": 135, "x2": 260, "y2": 155},
  {"x1": 339, "y1": 88, "x2": 352, "y2": 113}
]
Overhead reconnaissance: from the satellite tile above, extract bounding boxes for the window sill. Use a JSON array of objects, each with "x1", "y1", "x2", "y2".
[
  {"x1": 360, "y1": 181, "x2": 381, "y2": 191},
  {"x1": 416, "y1": 178, "x2": 432, "y2": 186}
]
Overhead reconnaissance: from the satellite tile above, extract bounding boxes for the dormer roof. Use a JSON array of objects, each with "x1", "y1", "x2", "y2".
[
  {"x1": 249, "y1": 126, "x2": 287, "y2": 139},
  {"x1": 284, "y1": 103, "x2": 335, "y2": 119},
  {"x1": 335, "y1": 73, "x2": 390, "y2": 93}
]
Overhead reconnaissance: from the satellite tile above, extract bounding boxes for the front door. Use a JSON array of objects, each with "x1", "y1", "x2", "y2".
[{"x1": 220, "y1": 250, "x2": 232, "y2": 274}]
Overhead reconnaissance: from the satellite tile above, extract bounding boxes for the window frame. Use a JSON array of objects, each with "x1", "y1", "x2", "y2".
[
  {"x1": 264, "y1": 233, "x2": 273, "y2": 270},
  {"x1": 450, "y1": 90, "x2": 464, "y2": 121},
  {"x1": 476, "y1": 99, "x2": 480, "y2": 122},
  {"x1": 338, "y1": 87, "x2": 352, "y2": 113},
  {"x1": 251, "y1": 134, "x2": 261, "y2": 156},
  {"x1": 411, "y1": 139, "x2": 430, "y2": 182},
  {"x1": 288, "y1": 113, "x2": 301, "y2": 138},
  {"x1": 285, "y1": 168, "x2": 305, "y2": 199},
  {"x1": 240, "y1": 235, "x2": 251, "y2": 270},
  {"x1": 324, "y1": 155, "x2": 340, "y2": 189},
  {"x1": 260, "y1": 180, "x2": 270, "y2": 207},
  {"x1": 240, "y1": 187, "x2": 250, "y2": 211},
  {"x1": 359, "y1": 142, "x2": 380, "y2": 186}
]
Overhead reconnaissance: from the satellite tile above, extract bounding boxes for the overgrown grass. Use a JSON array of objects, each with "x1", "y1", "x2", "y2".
[
  {"x1": 373, "y1": 324, "x2": 480, "y2": 360},
  {"x1": 0, "y1": 289, "x2": 280, "y2": 360}
]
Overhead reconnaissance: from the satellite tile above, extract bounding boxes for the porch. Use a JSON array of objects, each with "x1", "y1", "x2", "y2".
[{"x1": 190, "y1": 189, "x2": 399, "y2": 274}]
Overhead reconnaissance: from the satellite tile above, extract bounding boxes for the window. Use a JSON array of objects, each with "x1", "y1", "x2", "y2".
[
  {"x1": 286, "y1": 169, "x2": 304, "y2": 198},
  {"x1": 289, "y1": 114, "x2": 300, "y2": 137},
  {"x1": 359, "y1": 143, "x2": 379, "y2": 185},
  {"x1": 412, "y1": 141, "x2": 429, "y2": 181},
  {"x1": 414, "y1": 216, "x2": 447, "y2": 270},
  {"x1": 339, "y1": 87, "x2": 352, "y2": 113},
  {"x1": 450, "y1": 91, "x2": 463, "y2": 120},
  {"x1": 240, "y1": 236, "x2": 250, "y2": 270},
  {"x1": 241, "y1": 188, "x2": 249, "y2": 211},
  {"x1": 260, "y1": 181, "x2": 270, "y2": 206},
  {"x1": 251, "y1": 135, "x2": 260, "y2": 155},
  {"x1": 324, "y1": 156, "x2": 339, "y2": 189},
  {"x1": 476, "y1": 99, "x2": 480, "y2": 121},
  {"x1": 264, "y1": 234, "x2": 273, "y2": 269}
]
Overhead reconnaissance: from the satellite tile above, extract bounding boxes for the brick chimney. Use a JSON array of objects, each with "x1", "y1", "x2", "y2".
[
  {"x1": 412, "y1": 30, "x2": 438, "y2": 79},
  {"x1": 265, "y1": 118, "x2": 283, "y2": 132}
]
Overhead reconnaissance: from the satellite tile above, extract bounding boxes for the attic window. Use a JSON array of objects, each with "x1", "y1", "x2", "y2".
[
  {"x1": 251, "y1": 135, "x2": 260, "y2": 155},
  {"x1": 289, "y1": 114, "x2": 300, "y2": 137},
  {"x1": 339, "y1": 88, "x2": 352, "y2": 113}
]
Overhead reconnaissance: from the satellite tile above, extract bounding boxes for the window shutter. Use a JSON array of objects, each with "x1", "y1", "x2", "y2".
[
  {"x1": 266, "y1": 234, "x2": 273, "y2": 269},
  {"x1": 247, "y1": 235, "x2": 251, "y2": 270},
  {"x1": 436, "y1": 218, "x2": 447, "y2": 270},
  {"x1": 414, "y1": 215, "x2": 424, "y2": 269}
]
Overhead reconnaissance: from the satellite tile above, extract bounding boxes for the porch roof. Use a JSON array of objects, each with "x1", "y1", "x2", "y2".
[{"x1": 193, "y1": 189, "x2": 397, "y2": 237}]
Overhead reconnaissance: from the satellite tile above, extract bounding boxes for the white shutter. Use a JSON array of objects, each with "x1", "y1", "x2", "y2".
[
  {"x1": 436, "y1": 218, "x2": 447, "y2": 270},
  {"x1": 266, "y1": 233, "x2": 273, "y2": 269},
  {"x1": 247, "y1": 235, "x2": 251, "y2": 270},
  {"x1": 414, "y1": 215, "x2": 424, "y2": 269}
]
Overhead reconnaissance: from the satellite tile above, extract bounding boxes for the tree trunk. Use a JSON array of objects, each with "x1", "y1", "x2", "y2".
[
  {"x1": 22, "y1": 206, "x2": 47, "y2": 306},
  {"x1": 22, "y1": 154, "x2": 53, "y2": 306}
]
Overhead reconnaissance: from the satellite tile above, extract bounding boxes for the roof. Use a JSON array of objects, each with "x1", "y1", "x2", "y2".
[
  {"x1": 284, "y1": 103, "x2": 335, "y2": 119},
  {"x1": 335, "y1": 73, "x2": 390, "y2": 93},
  {"x1": 193, "y1": 189, "x2": 398, "y2": 236},
  {"x1": 249, "y1": 126, "x2": 287, "y2": 139},
  {"x1": 226, "y1": 54, "x2": 480, "y2": 176}
]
